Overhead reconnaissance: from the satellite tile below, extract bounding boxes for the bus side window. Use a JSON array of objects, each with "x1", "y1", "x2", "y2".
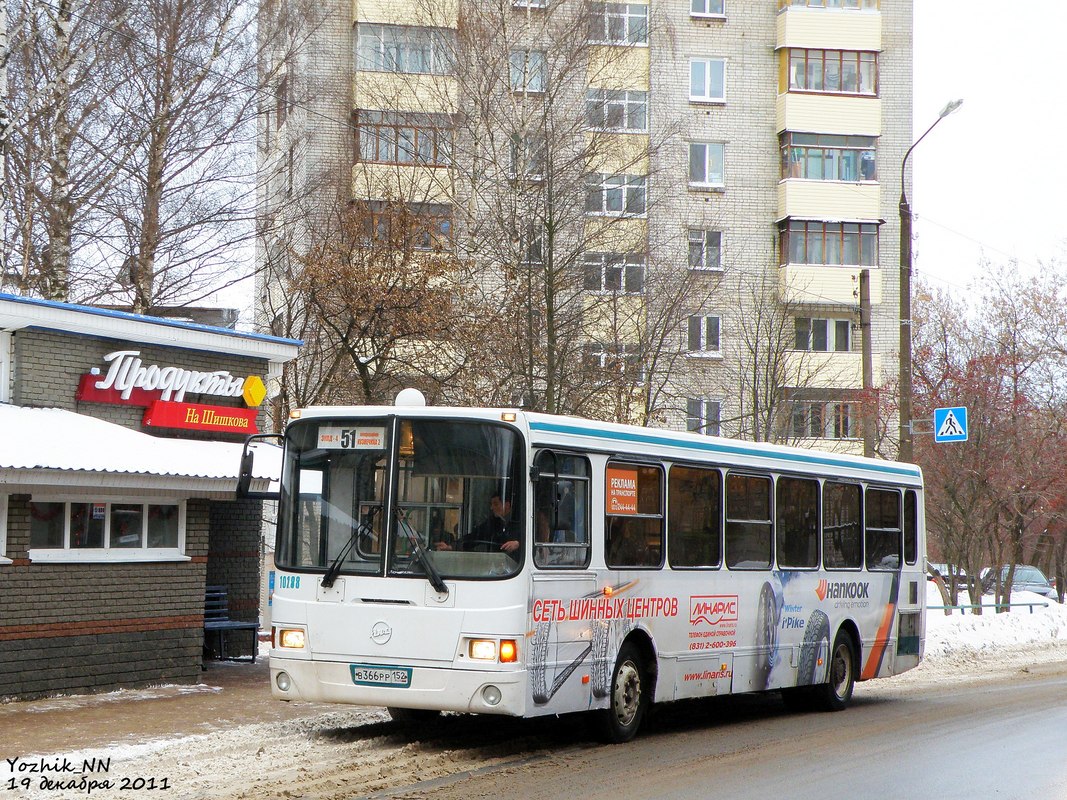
[
  {"x1": 605, "y1": 463, "x2": 663, "y2": 569},
  {"x1": 725, "y1": 473, "x2": 772, "y2": 569},
  {"x1": 534, "y1": 451, "x2": 590, "y2": 568},
  {"x1": 865, "y1": 488, "x2": 901, "y2": 571},
  {"x1": 823, "y1": 481, "x2": 862, "y2": 569},
  {"x1": 903, "y1": 490, "x2": 918, "y2": 565},
  {"x1": 668, "y1": 465, "x2": 722, "y2": 568},
  {"x1": 776, "y1": 476, "x2": 819, "y2": 569}
]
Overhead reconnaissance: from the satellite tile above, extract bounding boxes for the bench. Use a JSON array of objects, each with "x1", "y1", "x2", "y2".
[{"x1": 203, "y1": 585, "x2": 259, "y2": 663}]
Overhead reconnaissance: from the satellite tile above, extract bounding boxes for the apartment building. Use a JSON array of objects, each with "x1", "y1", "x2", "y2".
[{"x1": 256, "y1": 0, "x2": 912, "y2": 455}]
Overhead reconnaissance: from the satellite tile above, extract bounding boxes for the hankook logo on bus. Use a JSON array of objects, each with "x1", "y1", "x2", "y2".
[
  {"x1": 815, "y1": 580, "x2": 870, "y2": 601},
  {"x1": 689, "y1": 595, "x2": 738, "y2": 626},
  {"x1": 370, "y1": 621, "x2": 393, "y2": 645}
]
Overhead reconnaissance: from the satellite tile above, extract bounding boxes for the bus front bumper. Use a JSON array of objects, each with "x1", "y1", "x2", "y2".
[{"x1": 269, "y1": 655, "x2": 526, "y2": 716}]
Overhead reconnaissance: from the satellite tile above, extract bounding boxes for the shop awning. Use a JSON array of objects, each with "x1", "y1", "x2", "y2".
[{"x1": 0, "y1": 405, "x2": 280, "y2": 499}]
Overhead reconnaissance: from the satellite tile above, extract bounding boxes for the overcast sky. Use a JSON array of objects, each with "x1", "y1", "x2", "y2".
[{"x1": 912, "y1": 1, "x2": 1067, "y2": 296}]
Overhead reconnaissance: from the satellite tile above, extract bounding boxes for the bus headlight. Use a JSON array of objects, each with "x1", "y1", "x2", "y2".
[
  {"x1": 482, "y1": 685, "x2": 502, "y2": 706},
  {"x1": 278, "y1": 628, "x2": 306, "y2": 649},
  {"x1": 276, "y1": 671, "x2": 292, "y2": 692},
  {"x1": 469, "y1": 639, "x2": 496, "y2": 661}
]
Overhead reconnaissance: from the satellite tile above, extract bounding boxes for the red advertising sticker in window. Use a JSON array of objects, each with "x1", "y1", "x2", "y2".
[{"x1": 606, "y1": 466, "x2": 639, "y2": 515}]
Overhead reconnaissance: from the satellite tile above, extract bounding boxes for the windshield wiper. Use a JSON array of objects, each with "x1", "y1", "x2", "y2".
[
  {"x1": 396, "y1": 512, "x2": 449, "y2": 597},
  {"x1": 321, "y1": 508, "x2": 378, "y2": 588}
]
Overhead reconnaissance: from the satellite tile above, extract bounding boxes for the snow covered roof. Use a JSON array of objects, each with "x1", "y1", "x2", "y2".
[
  {"x1": 0, "y1": 293, "x2": 301, "y2": 364},
  {"x1": 0, "y1": 405, "x2": 280, "y2": 499}
]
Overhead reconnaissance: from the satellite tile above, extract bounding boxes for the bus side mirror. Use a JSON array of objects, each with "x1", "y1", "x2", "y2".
[
  {"x1": 237, "y1": 449, "x2": 255, "y2": 498},
  {"x1": 236, "y1": 433, "x2": 284, "y2": 499}
]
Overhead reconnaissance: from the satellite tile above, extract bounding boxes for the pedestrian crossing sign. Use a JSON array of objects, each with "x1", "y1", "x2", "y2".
[{"x1": 933, "y1": 406, "x2": 968, "y2": 443}]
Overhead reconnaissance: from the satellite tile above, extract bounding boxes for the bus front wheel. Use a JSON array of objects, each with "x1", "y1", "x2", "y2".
[
  {"x1": 811, "y1": 631, "x2": 856, "y2": 712},
  {"x1": 597, "y1": 642, "x2": 649, "y2": 743}
]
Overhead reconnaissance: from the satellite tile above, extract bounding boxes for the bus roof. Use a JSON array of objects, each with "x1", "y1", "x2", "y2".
[{"x1": 288, "y1": 404, "x2": 923, "y2": 486}]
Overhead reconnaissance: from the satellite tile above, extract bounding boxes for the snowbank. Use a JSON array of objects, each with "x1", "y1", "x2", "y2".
[{"x1": 923, "y1": 581, "x2": 1067, "y2": 658}]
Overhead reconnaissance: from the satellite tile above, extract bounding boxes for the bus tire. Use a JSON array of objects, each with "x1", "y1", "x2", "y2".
[
  {"x1": 797, "y1": 610, "x2": 830, "y2": 686},
  {"x1": 810, "y1": 630, "x2": 856, "y2": 712},
  {"x1": 387, "y1": 707, "x2": 441, "y2": 725},
  {"x1": 596, "y1": 642, "x2": 648, "y2": 743}
]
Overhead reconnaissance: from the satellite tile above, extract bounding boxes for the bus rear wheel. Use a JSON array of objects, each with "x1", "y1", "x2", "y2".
[
  {"x1": 810, "y1": 631, "x2": 856, "y2": 712},
  {"x1": 597, "y1": 642, "x2": 648, "y2": 743}
]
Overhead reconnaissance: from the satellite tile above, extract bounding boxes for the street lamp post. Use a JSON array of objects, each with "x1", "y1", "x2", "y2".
[{"x1": 898, "y1": 98, "x2": 963, "y2": 463}]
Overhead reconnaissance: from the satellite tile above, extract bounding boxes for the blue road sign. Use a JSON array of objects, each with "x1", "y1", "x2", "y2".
[{"x1": 933, "y1": 406, "x2": 968, "y2": 443}]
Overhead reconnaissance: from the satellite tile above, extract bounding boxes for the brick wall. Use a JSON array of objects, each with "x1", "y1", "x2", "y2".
[
  {"x1": 0, "y1": 496, "x2": 212, "y2": 700},
  {"x1": 12, "y1": 329, "x2": 269, "y2": 441}
]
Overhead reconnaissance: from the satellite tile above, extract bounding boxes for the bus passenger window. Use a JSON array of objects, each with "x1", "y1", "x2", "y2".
[
  {"x1": 725, "y1": 474, "x2": 772, "y2": 569},
  {"x1": 605, "y1": 463, "x2": 663, "y2": 569},
  {"x1": 865, "y1": 488, "x2": 901, "y2": 570},
  {"x1": 534, "y1": 451, "x2": 591, "y2": 568},
  {"x1": 776, "y1": 477, "x2": 819, "y2": 569},
  {"x1": 668, "y1": 466, "x2": 721, "y2": 568},
  {"x1": 903, "y1": 490, "x2": 918, "y2": 565},
  {"x1": 823, "y1": 481, "x2": 862, "y2": 569}
]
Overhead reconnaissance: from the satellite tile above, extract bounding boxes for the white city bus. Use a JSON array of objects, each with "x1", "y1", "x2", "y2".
[{"x1": 249, "y1": 392, "x2": 924, "y2": 742}]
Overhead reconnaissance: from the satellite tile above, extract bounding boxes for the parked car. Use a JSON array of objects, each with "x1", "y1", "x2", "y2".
[
  {"x1": 927, "y1": 562, "x2": 970, "y2": 591},
  {"x1": 980, "y1": 565, "x2": 1057, "y2": 599}
]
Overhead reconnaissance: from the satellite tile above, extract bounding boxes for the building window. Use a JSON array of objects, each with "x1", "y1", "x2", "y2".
[
  {"x1": 584, "y1": 343, "x2": 645, "y2": 382},
  {"x1": 27, "y1": 500, "x2": 186, "y2": 561},
  {"x1": 779, "y1": 0, "x2": 878, "y2": 9},
  {"x1": 787, "y1": 48, "x2": 877, "y2": 96},
  {"x1": 363, "y1": 201, "x2": 453, "y2": 251},
  {"x1": 509, "y1": 132, "x2": 546, "y2": 177},
  {"x1": 585, "y1": 173, "x2": 647, "y2": 215},
  {"x1": 589, "y1": 3, "x2": 648, "y2": 45},
  {"x1": 690, "y1": 59, "x2": 726, "y2": 102},
  {"x1": 780, "y1": 132, "x2": 876, "y2": 181},
  {"x1": 514, "y1": 0, "x2": 548, "y2": 7},
  {"x1": 795, "y1": 317, "x2": 851, "y2": 352},
  {"x1": 356, "y1": 24, "x2": 455, "y2": 75},
  {"x1": 779, "y1": 220, "x2": 878, "y2": 266},
  {"x1": 584, "y1": 252, "x2": 645, "y2": 293},
  {"x1": 509, "y1": 49, "x2": 547, "y2": 92},
  {"x1": 689, "y1": 142, "x2": 724, "y2": 187},
  {"x1": 356, "y1": 111, "x2": 452, "y2": 167},
  {"x1": 586, "y1": 89, "x2": 648, "y2": 132},
  {"x1": 686, "y1": 399, "x2": 721, "y2": 436},
  {"x1": 792, "y1": 402, "x2": 856, "y2": 439},
  {"x1": 274, "y1": 73, "x2": 290, "y2": 128},
  {"x1": 688, "y1": 229, "x2": 722, "y2": 271},
  {"x1": 691, "y1": 0, "x2": 725, "y2": 17},
  {"x1": 687, "y1": 315, "x2": 720, "y2": 354}
]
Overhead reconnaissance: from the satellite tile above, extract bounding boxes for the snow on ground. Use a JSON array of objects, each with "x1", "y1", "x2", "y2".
[{"x1": 3, "y1": 586, "x2": 1066, "y2": 799}]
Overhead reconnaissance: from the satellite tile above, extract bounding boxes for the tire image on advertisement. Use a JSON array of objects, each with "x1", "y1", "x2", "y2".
[
  {"x1": 754, "y1": 581, "x2": 781, "y2": 689},
  {"x1": 796, "y1": 609, "x2": 830, "y2": 687},
  {"x1": 596, "y1": 641, "x2": 649, "y2": 744}
]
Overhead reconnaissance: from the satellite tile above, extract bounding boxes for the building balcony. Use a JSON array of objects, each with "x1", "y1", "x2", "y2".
[
  {"x1": 776, "y1": 5, "x2": 880, "y2": 52},
  {"x1": 353, "y1": 72, "x2": 458, "y2": 115},
  {"x1": 354, "y1": 0, "x2": 458, "y2": 27},
  {"x1": 779, "y1": 264, "x2": 883, "y2": 306},
  {"x1": 784, "y1": 350, "x2": 882, "y2": 391},
  {"x1": 778, "y1": 179, "x2": 879, "y2": 222},
  {"x1": 776, "y1": 92, "x2": 880, "y2": 136},
  {"x1": 351, "y1": 162, "x2": 453, "y2": 204}
]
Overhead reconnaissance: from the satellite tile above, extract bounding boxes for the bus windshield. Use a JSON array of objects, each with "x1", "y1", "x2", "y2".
[{"x1": 276, "y1": 416, "x2": 525, "y2": 580}]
